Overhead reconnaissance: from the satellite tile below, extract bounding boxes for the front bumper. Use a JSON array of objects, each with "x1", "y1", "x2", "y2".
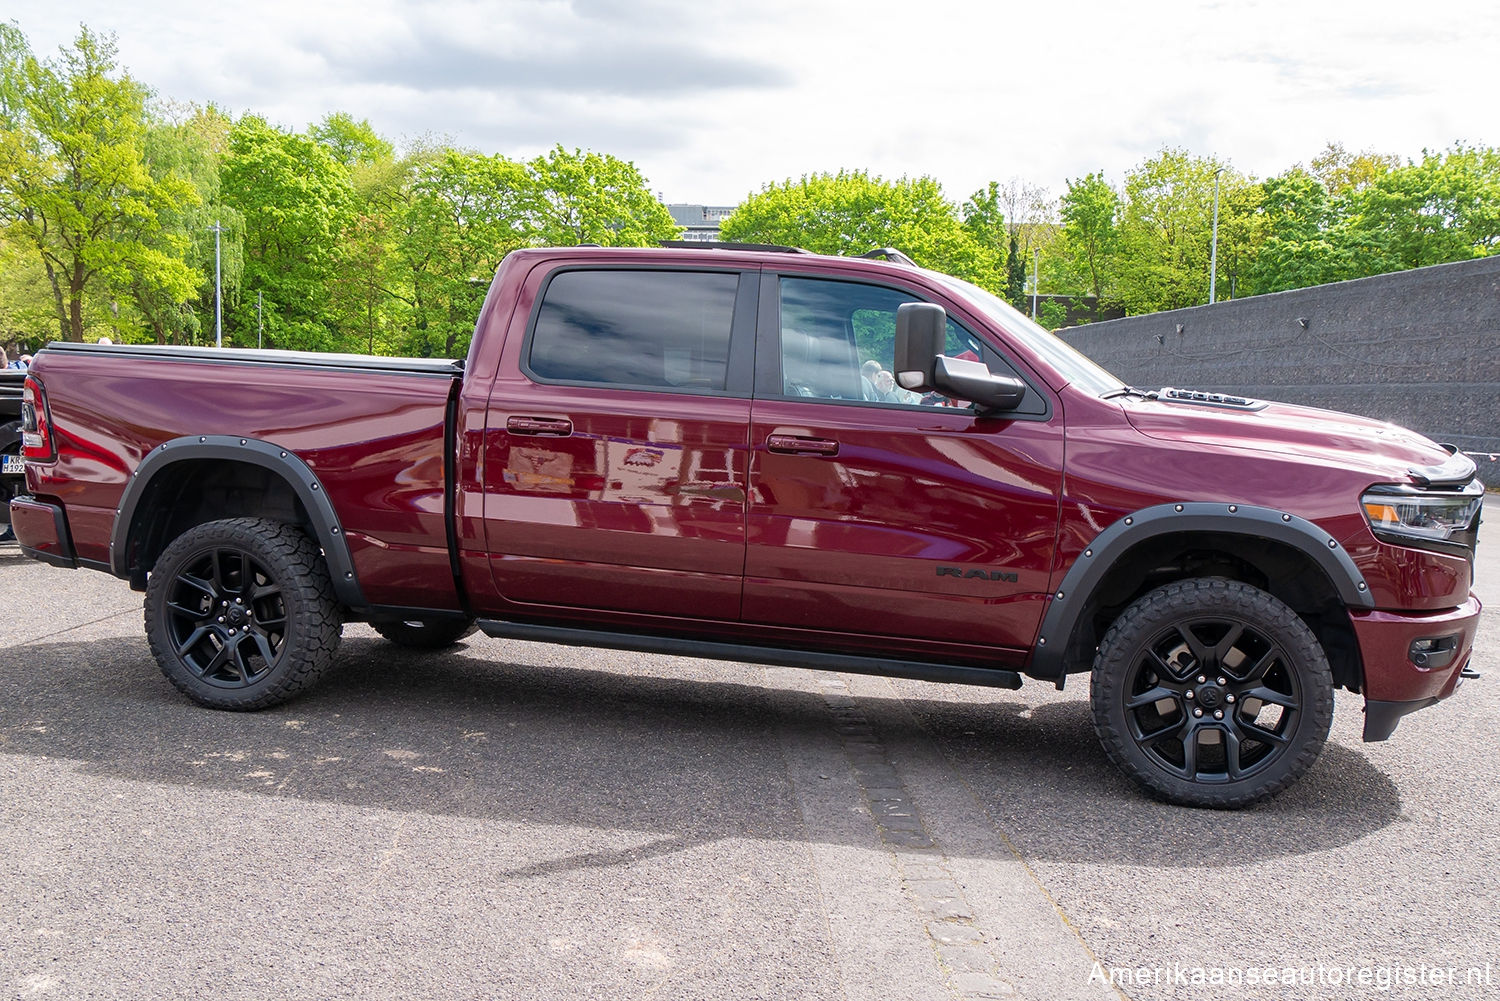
[{"x1": 1351, "y1": 595, "x2": 1482, "y2": 741}]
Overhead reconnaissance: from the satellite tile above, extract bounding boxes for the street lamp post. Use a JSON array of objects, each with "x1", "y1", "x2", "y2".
[
  {"x1": 1209, "y1": 167, "x2": 1224, "y2": 304},
  {"x1": 208, "y1": 220, "x2": 224, "y2": 347},
  {"x1": 1031, "y1": 248, "x2": 1040, "y2": 320}
]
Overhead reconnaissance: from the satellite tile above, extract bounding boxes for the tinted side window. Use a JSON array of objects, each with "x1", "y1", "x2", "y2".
[
  {"x1": 779, "y1": 277, "x2": 1045, "y2": 414},
  {"x1": 529, "y1": 270, "x2": 738, "y2": 391}
]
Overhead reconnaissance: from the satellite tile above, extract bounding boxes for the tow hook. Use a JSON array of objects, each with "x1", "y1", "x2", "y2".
[{"x1": 1460, "y1": 667, "x2": 1482, "y2": 680}]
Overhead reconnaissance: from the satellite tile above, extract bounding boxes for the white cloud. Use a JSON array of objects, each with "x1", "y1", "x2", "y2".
[{"x1": 9, "y1": 0, "x2": 1499, "y2": 204}]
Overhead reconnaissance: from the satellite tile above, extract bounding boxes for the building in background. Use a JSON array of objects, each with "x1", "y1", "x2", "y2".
[{"x1": 667, "y1": 204, "x2": 735, "y2": 242}]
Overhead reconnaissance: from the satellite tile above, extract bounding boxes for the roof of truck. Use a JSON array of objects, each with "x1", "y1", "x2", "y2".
[{"x1": 500, "y1": 243, "x2": 924, "y2": 272}]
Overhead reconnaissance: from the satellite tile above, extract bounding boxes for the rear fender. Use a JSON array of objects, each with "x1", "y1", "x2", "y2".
[{"x1": 110, "y1": 435, "x2": 367, "y2": 609}]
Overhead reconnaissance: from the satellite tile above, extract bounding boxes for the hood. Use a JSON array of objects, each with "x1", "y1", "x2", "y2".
[{"x1": 1121, "y1": 394, "x2": 1459, "y2": 485}]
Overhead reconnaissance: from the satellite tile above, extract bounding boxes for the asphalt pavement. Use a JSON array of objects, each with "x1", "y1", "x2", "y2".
[{"x1": 1, "y1": 499, "x2": 1496, "y2": 1000}]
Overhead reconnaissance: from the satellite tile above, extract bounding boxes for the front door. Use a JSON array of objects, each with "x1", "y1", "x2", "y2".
[{"x1": 745, "y1": 274, "x2": 1064, "y2": 663}]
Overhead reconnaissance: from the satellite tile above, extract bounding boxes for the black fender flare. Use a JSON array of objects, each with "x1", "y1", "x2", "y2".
[
  {"x1": 109, "y1": 435, "x2": 367, "y2": 609},
  {"x1": 1028, "y1": 502, "x2": 1374, "y2": 682}
]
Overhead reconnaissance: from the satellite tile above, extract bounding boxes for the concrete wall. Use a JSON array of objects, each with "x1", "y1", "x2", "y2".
[{"x1": 1059, "y1": 256, "x2": 1500, "y2": 486}]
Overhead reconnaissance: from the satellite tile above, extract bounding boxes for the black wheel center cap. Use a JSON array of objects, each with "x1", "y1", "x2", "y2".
[
  {"x1": 226, "y1": 605, "x2": 247, "y2": 626},
  {"x1": 1197, "y1": 686, "x2": 1224, "y2": 710}
]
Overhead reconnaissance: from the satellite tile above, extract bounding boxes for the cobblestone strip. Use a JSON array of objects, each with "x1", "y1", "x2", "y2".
[{"x1": 819, "y1": 679, "x2": 1016, "y2": 1000}]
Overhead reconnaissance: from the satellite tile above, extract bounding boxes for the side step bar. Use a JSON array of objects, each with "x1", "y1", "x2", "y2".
[{"x1": 476, "y1": 620, "x2": 1024, "y2": 690}]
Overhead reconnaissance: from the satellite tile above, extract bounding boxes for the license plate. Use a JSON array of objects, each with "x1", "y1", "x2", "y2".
[{"x1": 2, "y1": 455, "x2": 23, "y2": 475}]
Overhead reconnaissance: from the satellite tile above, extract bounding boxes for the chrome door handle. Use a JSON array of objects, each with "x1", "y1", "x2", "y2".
[
  {"x1": 507, "y1": 416, "x2": 573, "y2": 436},
  {"x1": 766, "y1": 434, "x2": 839, "y2": 456}
]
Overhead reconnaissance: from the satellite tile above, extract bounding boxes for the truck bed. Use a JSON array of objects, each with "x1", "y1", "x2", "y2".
[
  {"x1": 24, "y1": 343, "x2": 463, "y2": 610},
  {"x1": 41, "y1": 342, "x2": 463, "y2": 377}
]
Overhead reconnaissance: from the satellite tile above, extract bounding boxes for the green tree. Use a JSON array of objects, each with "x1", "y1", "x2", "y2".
[
  {"x1": 1059, "y1": 172, "x2": 1120, "y2": 300},
  {"x1": 1037, "y1": 299, "x2": 1068, "y2": 330},
  {"x1": 328, "y1": 153, "x2": 403, "y2": 354},
  {"x1": 1212, "y1": 179, "x2": 1264, "y2": 300},
  {"x1": 311, "y1": 111, "x2": 394, "y2": 169},
  {"x1": 0, "y1": 230, "x2": 53, "y2": 349},
  {"x1": 1114, "y1": 149, "x2": 1253, "y2": 313},
  {"x1": 961, "y1": 182, "x2": 1006, "y2": 251},
  {"x1": 387, "y1": 148, "x2": 531, "y2": 356},
  {"x1": 524, "y1": 146, "x2": 678, "y2": 247},
  {"x1": 977, "y1": 178, "x2": 1053, "y2": 305},
  {"x1": 126, "y1": 103, "x2": 244, "y2": 344},
  {"x1": 0, "y1": 25, "x2": 198, "y2": 342},
  {"x1": 220, "y1": 116, "x2": 353, "y2": 350},
  {"x1": 1339, "y1": 144, "x2": 1500, "y2": 274},
  {"x1": 1244, "y1": 168, "x2": 1346, "y2": 293},
  {"x1": 1004, "y1": 233, "x2": 1025, "y2": 307},
  {"x1": 0, "y1": 21, "x2": 26, "y2": 125},
  {"x1": 722, "y1": 170, "x2": 997, "y2": 285},
  {"x1": 961, "y1": 181, "x2": 1008, "y2": 291},
  {"x1": 1248, "y1": 143, "x2": 1499, "y2": 294},
  {"x1": 1309, "y1": 142, "x2": 1399, "y2": 197}
]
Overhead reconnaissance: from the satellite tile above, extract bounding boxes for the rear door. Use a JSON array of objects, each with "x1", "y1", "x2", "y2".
[
  {"x1": 482, "y1": 266, "x2": 757, "y2": 621},
  {"x1": 745, "y1": 273, "x2": 1064, "y2": 662}
]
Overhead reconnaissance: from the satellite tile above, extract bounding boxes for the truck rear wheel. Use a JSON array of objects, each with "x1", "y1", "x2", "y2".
[
  {"x1": 145, "y1": 518, "x2": 342, "y2": 710},
  {"x1": 1090, "y1": 578, "x2": 1333, "y2": 808},
  {"x1": 371, "y1": 617, "x2": 477, "y2": 650}
]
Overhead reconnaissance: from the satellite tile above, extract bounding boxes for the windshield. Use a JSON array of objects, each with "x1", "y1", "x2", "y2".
[{"x1": 931, "y1": 273, "x2": 1127, "y2": 398}]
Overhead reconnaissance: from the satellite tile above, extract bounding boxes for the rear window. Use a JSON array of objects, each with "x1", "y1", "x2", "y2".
[{"x1": 528, "y1": 270, "x2": 738, "y2": 392}]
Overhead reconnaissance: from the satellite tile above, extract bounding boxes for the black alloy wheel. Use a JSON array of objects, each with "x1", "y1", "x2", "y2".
[
  {"x1": 146, "y1": 518, "x2": 341, "y2": 710},
  {"x1": 1091, "y1": 578, "x2": 1333, "y2": 808},
  {"x1": 164, "y1": 545, "x2": 283, "y2": 686}
]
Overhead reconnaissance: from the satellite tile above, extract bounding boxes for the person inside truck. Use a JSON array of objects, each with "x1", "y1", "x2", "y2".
[
  {"x1": 873, "y1": 367, "x2": 920, "y2": 404},
  {"x1": 861, "y1": 359, "x2": 919, "y2": 404},
  {"x1": 859, "y1": 359, "x2": 884, "y2": 401}
]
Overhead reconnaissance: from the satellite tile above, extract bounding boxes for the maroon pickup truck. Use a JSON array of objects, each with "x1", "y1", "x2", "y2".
[{"x1": 10, "y1": 245, "x2": 1485, "y2": 807}]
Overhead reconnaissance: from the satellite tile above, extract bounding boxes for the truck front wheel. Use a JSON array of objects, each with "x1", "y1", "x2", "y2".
[
  {"x1": 1090, "y1": 578, "x2": 1333, "y2": 808},
  {"x1": 145, "y1": 518, "x2": 342, "y2": 710}
]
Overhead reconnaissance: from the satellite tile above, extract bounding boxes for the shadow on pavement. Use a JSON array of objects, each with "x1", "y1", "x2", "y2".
[
  {"x1": 897, "y1": 694, "x2": 1402, "y2": 867},
  {"x1": 0, "y1": 633, "x2": 1401, "y2": 869}
]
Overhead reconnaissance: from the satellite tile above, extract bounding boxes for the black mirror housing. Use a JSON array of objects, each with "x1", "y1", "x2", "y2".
[
  {"x1": 894, "y1": 303, "x2": 946, "y2": 392},
  {"x1": 895, "y1": 301, "x2": 1027, "y2": 414},
  {"x1": 933, "y1": 356, "x2": 1027, "y2": 412}
]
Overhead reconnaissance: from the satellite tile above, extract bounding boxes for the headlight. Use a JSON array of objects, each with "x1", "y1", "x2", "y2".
[{"x1": 1361, "y1": 485, "x2": 1483, "y2": 547}]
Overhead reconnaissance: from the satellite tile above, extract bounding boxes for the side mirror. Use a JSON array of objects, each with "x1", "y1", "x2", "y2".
[
  {"x1": 894, "y1": 302, "x2": 946, "y2": 392},
  {"x1": 933, "y1": 356, "x2": 1027, "y2": 412},
  {"x1": 895, "y1": 301, "x2": 1027, "y2": 414}
]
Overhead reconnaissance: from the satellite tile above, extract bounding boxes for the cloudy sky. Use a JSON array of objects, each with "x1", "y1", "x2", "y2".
[{"x1": 9, "y1": 0, "x2": 1499, "y2": 206}]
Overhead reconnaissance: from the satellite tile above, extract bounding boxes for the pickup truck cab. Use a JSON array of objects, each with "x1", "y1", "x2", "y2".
[{"x1": 10, "y1": 244, "x2": 1485, "y2": 807}]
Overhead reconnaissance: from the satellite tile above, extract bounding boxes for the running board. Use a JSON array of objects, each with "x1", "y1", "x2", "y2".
[{"x1": 475, "y1": 620, "x2": 1024, "y2": 690}]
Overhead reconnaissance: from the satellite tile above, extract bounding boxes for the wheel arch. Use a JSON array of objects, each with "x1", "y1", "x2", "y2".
[
  {"x1": 110, "y1": 435, "x2": 366, "y2": 609},
  {"x1": 1029, "y1": 503, "x2": 1372, "y2": 691}
]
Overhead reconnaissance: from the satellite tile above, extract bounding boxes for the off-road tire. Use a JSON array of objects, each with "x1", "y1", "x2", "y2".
[
  {"x1": 1090, "y1": 577, "x2": 1333, "y2": 809},
  {"x1": 371, "y1": 617, "x2": 477, "y2": 650},
  {"x1": 145, "y1": 518, "x2": 342, "y2": 710}
]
